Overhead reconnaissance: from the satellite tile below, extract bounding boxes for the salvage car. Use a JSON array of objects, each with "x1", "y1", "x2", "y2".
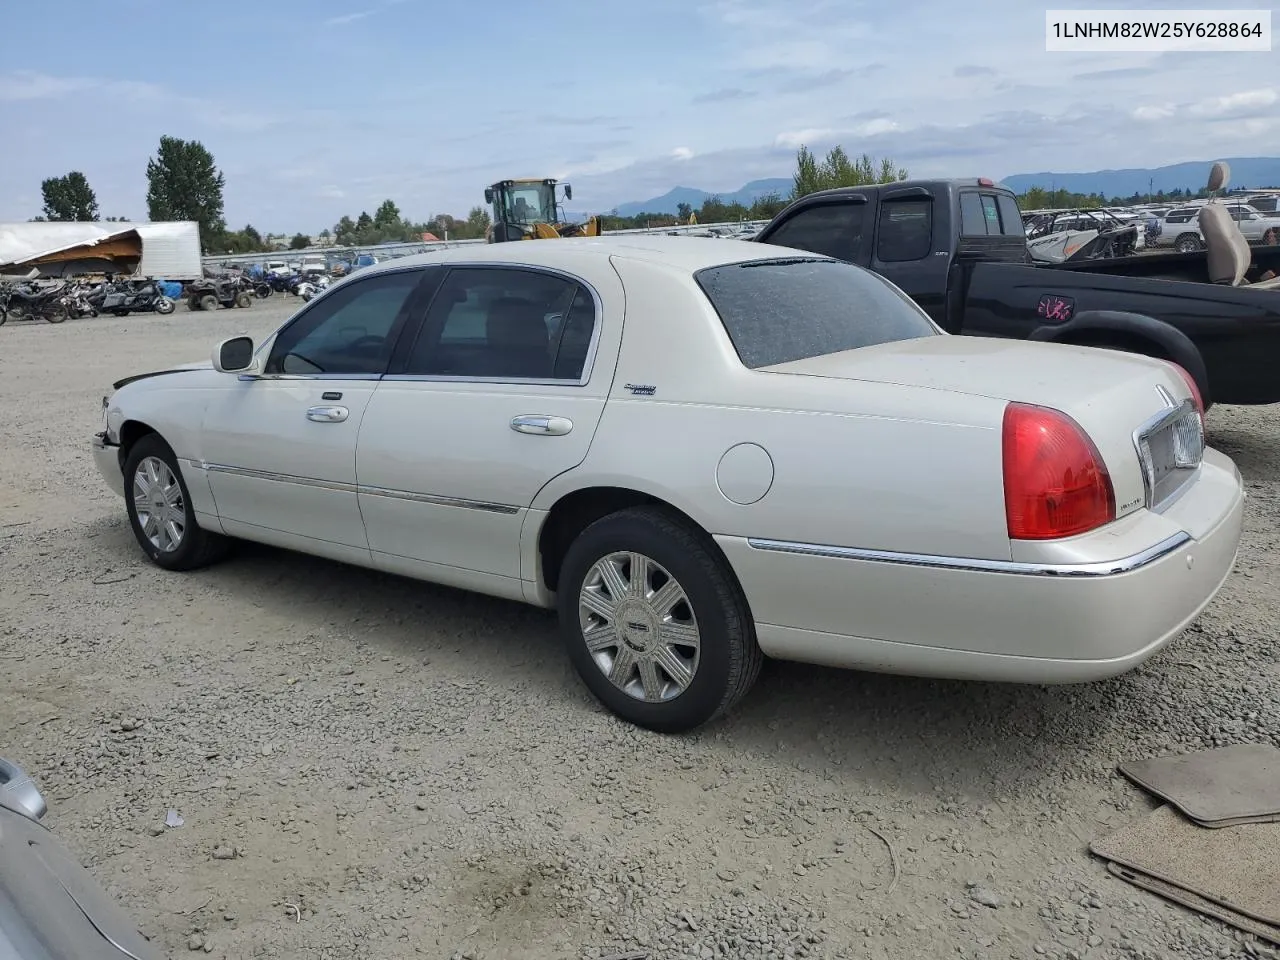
[
  {"x1": 92, "y1": 238, "x2": 1245, "y2": 732},
  {"x1": 754, "y1": 163, "x2": 1280, "y2": 406},
  {"x1": 0, "y1": 756, "x2": 161, "y2": 959}
]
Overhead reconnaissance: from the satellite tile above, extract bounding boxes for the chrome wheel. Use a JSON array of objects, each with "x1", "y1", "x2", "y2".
[
  {"x1": 578, "y1": 551, "x2": 700, "y2": 702},
  {"x1": 131, "y1": 456, "x2": 186, "y2": 553}
]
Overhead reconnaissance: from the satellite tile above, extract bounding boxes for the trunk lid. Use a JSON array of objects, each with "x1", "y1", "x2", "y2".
[{"x1": 762, "y1": 335, "x2": 1203, "y2": 520}]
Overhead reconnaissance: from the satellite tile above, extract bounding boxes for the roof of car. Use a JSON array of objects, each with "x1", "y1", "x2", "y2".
[{"x1": 362, "y1": 235, "x2": 804, "y2": 276}]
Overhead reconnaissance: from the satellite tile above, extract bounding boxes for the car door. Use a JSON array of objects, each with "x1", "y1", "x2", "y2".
[
  {"x1": 355, "y1": 262, "x2": 620, "y2": 593},
  {"x1": 1232, "y1": 208, "x2": 1265, "y2": 241},
  {"x1": 200, "y1": 267, "x2": 430, "y2": 558}
]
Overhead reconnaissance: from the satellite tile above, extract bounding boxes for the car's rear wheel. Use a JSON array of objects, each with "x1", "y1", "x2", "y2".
[
  {"x1": 557, "y1": 506, "x2": 762, "y2": 733},
  {"x1": 123, "y1": 434, "x2": 231, "y2": 571}
]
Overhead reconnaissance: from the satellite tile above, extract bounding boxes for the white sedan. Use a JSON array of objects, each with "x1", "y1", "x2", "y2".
[{"x1": 92, "y1": 237, "x2": 1245, "y2": 732}]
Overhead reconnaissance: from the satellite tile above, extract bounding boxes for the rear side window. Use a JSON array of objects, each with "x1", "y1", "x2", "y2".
[
  {"x1": 876, "y1": 199, "x2": 932, "y2": 262},
  {"x1": 959, "y1": 191, "x2": 1024, "y2": 236},
  {"x1": 761, "y1": 201, "x2": 867, "y2": 261},
  {"x1": 695, "y1": 258, "x2": 939, "y2": 369}
]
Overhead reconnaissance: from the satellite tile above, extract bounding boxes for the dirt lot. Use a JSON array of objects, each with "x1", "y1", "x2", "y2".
[{"x1": 1, "y1": 299, "x2": 1278, "y2": 960}]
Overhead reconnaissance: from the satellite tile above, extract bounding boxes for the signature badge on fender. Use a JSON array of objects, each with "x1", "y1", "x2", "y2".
[{"x1": 624, "y1": 383, "x2": 656, "y2": 396}]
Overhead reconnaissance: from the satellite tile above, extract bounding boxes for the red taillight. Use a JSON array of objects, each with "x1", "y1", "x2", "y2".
[
  {"x1": 1002, "y1": 403, "x2": 1116, "y2": 540},
  {"x1": 1169, "y1": 363, "x2": 1204, "y2": 416},
  {"x1": 977, "y1": 177, "x2": 995, "y2": 187}
]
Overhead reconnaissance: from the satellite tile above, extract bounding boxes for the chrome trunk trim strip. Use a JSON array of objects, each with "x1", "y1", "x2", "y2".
[{"x1": 745, "y1": 532, "x2": 1192, "y2": 577}]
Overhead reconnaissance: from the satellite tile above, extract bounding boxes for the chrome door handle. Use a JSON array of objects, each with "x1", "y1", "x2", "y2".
[
  {"x1": 511, "y1": 414, "x2": 572, "y2": 436},
  {"x1": 306, "y1": 405, "x2": 349, "y2": 423}
]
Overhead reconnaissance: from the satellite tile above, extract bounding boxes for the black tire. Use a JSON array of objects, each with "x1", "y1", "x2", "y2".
[
  {"x1": 0, "y1": 307, "x2": 7, "y2": 327},
  {"x1": 199, "y1": 294, "x2": 218, "y2": 312},
  {"x1": 255, "y1": 283, "x2": 272, "y2": 298},
  {"x1": 44, "y1": 302, "x2": 68, "y2": 324},
  {"x1": 123, "y1": 434, "x2": 232, "y2": 572},
  {"x1": 187, "y1": 296, "x2": 201, "y2": 311},
  {"x1": 1175, "y1": 234, "x2": 1203, "y2": 253},
  {"x1": 155, "y1": 297, "x2": 175, "y2": 315},
  {"x1": 235, "y1": 292, "x2": 253, "y2": 309},
  {"x1": 556, "y1": 506, "x2": 762, "y2": 733}
]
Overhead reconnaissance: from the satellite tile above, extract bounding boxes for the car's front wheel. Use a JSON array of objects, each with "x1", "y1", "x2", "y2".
[
  {"x1": 123, "y1": 434, "x2": 231, "y2": 571},
  {"x1": 557, "y1": 506, "x2": 762, "y2": 733}
]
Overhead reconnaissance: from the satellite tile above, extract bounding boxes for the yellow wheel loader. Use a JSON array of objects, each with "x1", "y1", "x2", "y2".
[{"x1": 484, "y1": 178, "x2": 602, "y2": 243}]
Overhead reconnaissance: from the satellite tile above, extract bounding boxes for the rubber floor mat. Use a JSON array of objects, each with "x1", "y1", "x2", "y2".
[
  {"x1": 1105, "y1": 862, "x2": 1280, "y2": 945},
  {"x1": 1090, "y1": 804, "x2": 1280, "y2": 927},
  {"x1": 1118, "y1": 744, "x2": 1280, "y2": 827}
]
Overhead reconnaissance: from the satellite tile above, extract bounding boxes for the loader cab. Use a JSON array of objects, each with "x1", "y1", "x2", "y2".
[{"x1": 485, "y1": 178, "x2": 570, "y2": 242}]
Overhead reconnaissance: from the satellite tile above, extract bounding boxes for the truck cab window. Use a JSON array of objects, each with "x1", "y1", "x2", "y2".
[
  {"x1": 763, "y1": 202, "x2": 866, "y2": 262},
  {"x1": 876, "y1": 200, "x2": 932, "y2": 262},
  {"x1": 960, "y1": 191, "x2": 1024, "y2": 236}
]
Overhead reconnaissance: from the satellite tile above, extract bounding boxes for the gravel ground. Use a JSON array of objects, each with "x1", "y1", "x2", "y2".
[{"x1": 1, "y1": 298, "x2": 1278, "y2": 960}]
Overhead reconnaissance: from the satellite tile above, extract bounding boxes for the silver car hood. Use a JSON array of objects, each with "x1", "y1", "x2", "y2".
[{"x1": 0, "y1": 798, "x2": 161, "y2": 959}]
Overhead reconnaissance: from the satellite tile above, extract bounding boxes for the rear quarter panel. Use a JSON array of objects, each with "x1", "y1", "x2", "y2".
[{"x1": 532, "y1": 255, "x2": 1013, "y2": 562}]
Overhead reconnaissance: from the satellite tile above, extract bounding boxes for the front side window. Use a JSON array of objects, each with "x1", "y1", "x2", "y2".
[
  {"x1": 695, "y1": 257, "x2": 938, "y2": 369},
  {"x1": 266, "y1": 270, "x2": 423, "y2": 375},
  {"x1": 404, "y1": 267, "x2": 594, "y2": 380},
  {"x1": 762, "y1": 201, "x2": 867, "y2": 262}
]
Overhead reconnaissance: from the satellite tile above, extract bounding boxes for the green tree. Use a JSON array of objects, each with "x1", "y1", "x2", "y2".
[
  {"x1": 749, "y1": 192, "x2": 788, "y2": 219},
  {"x1": 676, "y1": 201, "x2": 693, "y2": 221},
  {"x1": 334, "y1": 215, "x2": 357, "y2": 245},
  {"x1": 373, "y1": 199, "x2": 401, "y2": 229},
  {"x1": 790, "y1": 145, "x2": 908, "y2": 199},
  {"x1": 289, "y1": 232, "x2": 311, "y2": 250},
  {"x1": 145, "y1": 136, "x2": 227, "y2": 250},
  {"x1": 464, "y1": 205, "x2": 491, "y2": 239},
  {"x1": 41, "y1": 171, "x2": 99, "y2": 221}
]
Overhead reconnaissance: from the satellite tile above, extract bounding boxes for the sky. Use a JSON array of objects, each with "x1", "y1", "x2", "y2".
[{"x1": 0, "y1": 0, "x2": 1274, "y2": 233}]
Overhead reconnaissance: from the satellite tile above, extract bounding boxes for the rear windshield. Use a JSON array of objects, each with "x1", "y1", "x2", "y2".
[{"x1": 694, "y1": 257, "x2": 939, "y2": 369}]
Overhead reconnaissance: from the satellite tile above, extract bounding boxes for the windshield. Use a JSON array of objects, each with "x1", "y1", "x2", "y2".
[
  {"x1": 501, "y1": 182, "x2": 556, "y2": 224},
  {"x1": 694, "y1": 257, "x2": 940, "y2": 369}
]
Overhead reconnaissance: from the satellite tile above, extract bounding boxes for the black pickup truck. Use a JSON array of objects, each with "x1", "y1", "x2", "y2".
[{"x1": 753, "y1": 179, "x2": 1280, "y2": 405}]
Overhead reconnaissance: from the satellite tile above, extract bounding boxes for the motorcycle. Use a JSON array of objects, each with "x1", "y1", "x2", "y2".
[
  {"x1": 89, "y1": 278, "x2": 176, "y2": 316},
  {"x1": 0, "y1": 280, "x2": 70, "y2": 325},
  {"x1": 298, "y1": 274, "x2": 331, "y2": 302},
  {"x1": 61, "y1": 284, "x2": 98, "y2": 319}
]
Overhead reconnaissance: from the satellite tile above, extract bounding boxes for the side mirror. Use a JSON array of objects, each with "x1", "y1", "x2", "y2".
[
  {"x1": 484, "y1": 187, "x2": 494, "y2": 204},
  {"x1": 0, "y1": 758, "x2": 47, "y2": 821},
  {"x1": 212, "y1": 335, "x2": 255, "y2": 373},
  {"x1": 564, "y1": 183, "x2": 573, "y2": 201}
]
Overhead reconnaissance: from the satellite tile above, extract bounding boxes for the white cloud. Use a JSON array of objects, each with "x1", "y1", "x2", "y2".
[
  {"x1": 1187, "y1": 87, "x2": 1277, "y2": 118},
  {"x1": 324, "y1": 10, "x2": 374, "y2": 26},
  {"x1": 671, "y1": 147, "x2": 694, "y2": 160},
  {"x1": 1132, "y1": 104, "x2": 1176, "y2": 121},
  {"x1": 774, "y1": 128, "x2": 834, "y2": 148},
  {"x1": 856, "y1": 118, "x2": 899, "y2": 136}
]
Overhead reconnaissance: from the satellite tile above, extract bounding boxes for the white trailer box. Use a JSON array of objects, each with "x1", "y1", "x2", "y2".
[{"x1": 132, "y1": 222, "x2": 202, "y2": 280}]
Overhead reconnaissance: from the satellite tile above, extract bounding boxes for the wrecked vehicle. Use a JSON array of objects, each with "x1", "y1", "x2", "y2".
[{"x1": 754, "y1": 164, "x2": 1280, "y2": 405}]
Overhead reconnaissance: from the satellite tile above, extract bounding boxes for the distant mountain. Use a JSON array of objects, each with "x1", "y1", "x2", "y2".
[
  {"x1": 612, "y1": 159, "x2": 1280, "y2": 217},
  {"x1": 613, "y1": 178, "x2": 792, "y2": 217},
  {"x1": 999, "y1": 157, "x2": 1280, "y2": 197}
]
